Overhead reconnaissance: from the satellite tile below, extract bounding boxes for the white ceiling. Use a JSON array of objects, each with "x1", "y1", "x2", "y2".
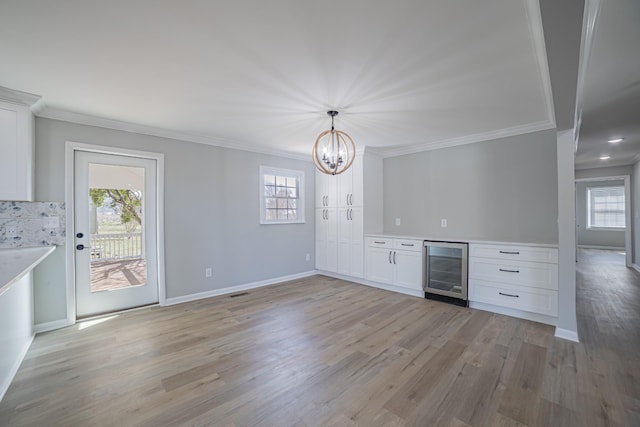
[
  {"x1": 575, "y1": 0, "x2": 640, "y2": 170},
  {"x1": 0, "y1": 0, "x2": 555, "y2": 158}
]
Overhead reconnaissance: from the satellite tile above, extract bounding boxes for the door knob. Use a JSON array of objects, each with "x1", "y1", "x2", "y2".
[
  {"x1": 76, "y1": 244, "x2": 85, "y2": 250},
  {"x1": 76, "y1": 232, "x2": 84, "y2": 238}
]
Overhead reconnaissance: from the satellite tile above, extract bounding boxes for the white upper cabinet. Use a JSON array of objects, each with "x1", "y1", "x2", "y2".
[{"x1": 0, "y1": 100, "x2": 33, "y2": 201}]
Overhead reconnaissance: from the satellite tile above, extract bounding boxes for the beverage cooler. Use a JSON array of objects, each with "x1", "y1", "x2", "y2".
[{"x1": 423, "y1": 241, "x2": 468, "y2": 306}]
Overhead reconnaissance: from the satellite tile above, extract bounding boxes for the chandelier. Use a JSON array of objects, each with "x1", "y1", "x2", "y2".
[{"x1": 312, "y1": 111, "x2": 356, "y2": 175}]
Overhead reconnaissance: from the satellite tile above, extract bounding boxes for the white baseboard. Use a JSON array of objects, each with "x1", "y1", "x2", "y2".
[
  {"x1": 34, "y1": 319, "x2": 73, "y2": 334},
  {"x1": 0, "y1": 333, "x2": 34, "y2": 403},
  {"x1": 316, "y1": 270, "x2": 425, "y2": 298},
  {"x1": 468, "y1": 301, "x2": 557, "y2": 326},
  {"x1": 164, "y1": 270, "x2": 317, "y2": 306},
  {"x1": 577, "y1": 245, "x2": 625, "y2": 251},
  {"x1": 555, "y1": 327, "x2": 580, "y2": 342},
  {"x1": 631, "y1": 264, "x2": 640, "y2": 274}
]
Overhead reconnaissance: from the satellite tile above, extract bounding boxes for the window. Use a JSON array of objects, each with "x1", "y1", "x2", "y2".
[
  {"x1": 587, "y1": 186, "x2": 625, "y2": 228},
  {"x1": 260, "y1": 166, "x2": 305, "y2": 224}
]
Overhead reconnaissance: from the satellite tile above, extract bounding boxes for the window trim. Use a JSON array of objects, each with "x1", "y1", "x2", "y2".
[
  {"x1": 586, "y1": 185, "x2": 625, "y2": 230},
  {"x1": 259, "y1": 166, "x2": 305, "y2": 225}
]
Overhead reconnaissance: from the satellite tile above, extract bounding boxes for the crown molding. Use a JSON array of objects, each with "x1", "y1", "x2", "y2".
[
  {"x1": 380, "y1": 120, "x2": 555, "y2": 158},
  {"x1": 0, "y1": 86, "x2": 44, "y2": 112},
  {"x1": 36, "y1": 106, "x2": 311, "y2": 162},
  {"x1": 525, "y1": 0, "x2": 556, "y2": 129}
]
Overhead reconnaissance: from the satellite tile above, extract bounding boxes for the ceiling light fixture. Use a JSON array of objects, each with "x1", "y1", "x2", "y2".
[
  {"x1": 313, "y1": 111, "x2": 355, "y2": 175},
  {"x1": 608, "y1": 138, "x2": 623, "y2": 143},
  {"x1": 600, "y1": 155, "x2": 611, "y2": 160}
]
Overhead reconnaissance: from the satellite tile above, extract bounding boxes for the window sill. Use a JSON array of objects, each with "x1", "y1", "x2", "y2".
[
  {"x1": 260, "y1": 220, "x2": 306, "y2": 225},
  {"x1": 586, "y1": 227, "x2": 626, "y2": 231}
]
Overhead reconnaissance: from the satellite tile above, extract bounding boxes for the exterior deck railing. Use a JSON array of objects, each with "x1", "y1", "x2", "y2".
[{"x1": 90, "y1": 233, "x2": 143, "y2": 262}]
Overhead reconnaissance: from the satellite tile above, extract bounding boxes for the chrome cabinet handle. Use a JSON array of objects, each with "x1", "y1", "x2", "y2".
[
  {"x1": 499, "y1": 292, "x2": 519, "y2": 298},
  {"x1": 499, "y1": 250, "x2": 520, "y2": 255},
  {"x1": 388, "y1": 251, "x2": 392, "y2": 264},
  {"x1": 374, "y1": 241, "x2": 386, "y2": 244},
  {"x1": 349, "y1": 209, "x2": 352, "y2": 220},
  {"x1": 499, "y1": 268, "x2": 520, "y2": 273},
  {"x1": 393, "y1": 251, "x2": 396, "y2": 264},
  {"x1": 401, "y1": 243, "x2": 414, "y2": 247}
]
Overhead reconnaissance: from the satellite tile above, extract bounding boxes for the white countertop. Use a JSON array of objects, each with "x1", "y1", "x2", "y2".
[
  {"x1": 0, "y1": 246, "x2": 56, "y2": 297},
  {"x1": 365, "y1": 233, "x2": 559, "y2": 248}
]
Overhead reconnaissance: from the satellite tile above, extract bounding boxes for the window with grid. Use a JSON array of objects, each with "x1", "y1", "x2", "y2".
[
  {"x1": 260, "y1": 166, "x2": 305, "y2": 224},
  {"x1": 587, "y1": 186, "x2": 625, "y2": 228}
]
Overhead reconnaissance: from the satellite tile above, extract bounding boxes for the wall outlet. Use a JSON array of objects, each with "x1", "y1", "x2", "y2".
[
  {"x1": 395, "y1": 218, "x2": 401, "y2": 226},
  {"x1": 4, "y1": 226, "x2": 17, "y2": 236},
  {"x1": 305, "y1": 253, "x2": 311, "y2": 261},
  {"x1": 441, "y1": 219, "x2": 448, "y2": 228},
  {"x1": 205, "y1": 268, "x2": 212, "y2": 278},
  {"x1": 43, "y1": 216, "x2": 60, "y2": 229}
]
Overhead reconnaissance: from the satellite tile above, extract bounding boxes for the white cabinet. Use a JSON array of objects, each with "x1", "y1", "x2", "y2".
[
  {"x1": 0, "y1": 99, "x2": 33, "y2": 201},
  {"x1": 316, "y1": 172, "x2": 338, "y2": 208},
  {"x1": 365, "y1": 238, "x2": 423, "y2": 291},
  {"x1": 468, "y1": 243, "x2": 559, "y2": 319},
  {"x1": 316, "y1": 208, "x2": 337, "y2": 272},
  {"x1": 338, "y1": 206, "x2": 363, "y2": 277},
  {"x1": 315, "y1": 152, "x2": 382, "y2": 278}
]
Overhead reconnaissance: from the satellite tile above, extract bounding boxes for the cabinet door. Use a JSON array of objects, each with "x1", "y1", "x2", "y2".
[
  {"x1": 0, "y1": 101, "x2": 30, "y2": 200},
  {"x1": 337, "y1": 207, "x2": 351, "y2": 275},
  {"x1": 336, "y1": 207, "x2": 364, "y2": 277},
  {"x1": 350, "y1": 155, "x2": 364, "y2": 207},
  {"x1": 366, "y1": 247, "x2": 393, "y2": 284},
  {"x1": 315, "y1": 209, "x2": 328, "y2": 270},
  {"x1": 325, "y1": 208, "x2": 338, "y2": 272},
  {"x1": 394, "y1": 250, "x2": 424, "y2": 291},
  {"x1": 338, "y1": 164, "x2": 353, "y2": 207}
]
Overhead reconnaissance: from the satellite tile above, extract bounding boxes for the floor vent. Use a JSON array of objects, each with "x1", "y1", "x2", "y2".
[{"x1": 229, "y1": 292, "x2": 249, "y2": 298}]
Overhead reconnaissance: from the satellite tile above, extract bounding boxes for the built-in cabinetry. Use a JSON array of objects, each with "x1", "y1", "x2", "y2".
[
  {"x1": 364, "y1": 237, "x2": 423, "y2": 292},
  {"x1": 316, "y1": 152, "x2": 382, "y2": 278},
  {"x1": 0, "y1": 98, "x2": 35, "y2": 201},
  {"x1": 468, "y1": 243, "x2": 558, "y2": 323}
]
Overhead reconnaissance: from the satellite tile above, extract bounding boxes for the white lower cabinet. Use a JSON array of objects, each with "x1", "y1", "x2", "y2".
[
  {"x1": 316, "y1": 208, "x2": 337, "y2": 272},
  {"x1": 365, "y1": 238, "x2": 423, "y2": 291},
  {"x1": 337, "y1": 207, "x2": 364, "y2": 277},
  {"x1": 468, "y1": 243, "x2": 559, "y2": 319}
]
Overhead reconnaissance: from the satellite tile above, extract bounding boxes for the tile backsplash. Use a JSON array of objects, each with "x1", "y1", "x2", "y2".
[{"x1": 0, "y1": 201, "x2": 66, "y2": 248}]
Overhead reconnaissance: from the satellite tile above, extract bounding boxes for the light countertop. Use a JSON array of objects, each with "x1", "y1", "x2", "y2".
[
  {"x1": 0, "y1": 246, "x2": 56, "y2": 297},
  {"x1": 365, "y1": 233, "x2": 559, "y2": 248}
]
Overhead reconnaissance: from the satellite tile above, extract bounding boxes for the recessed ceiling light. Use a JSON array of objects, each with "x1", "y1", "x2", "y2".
[
  {"x1": 600, "y1": 155, "x2": 611, "y2": 160},
  {"x1": 608, "y1": 138, "x2": 623, "y2": 143}
]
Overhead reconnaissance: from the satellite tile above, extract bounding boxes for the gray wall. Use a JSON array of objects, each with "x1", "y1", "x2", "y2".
[
  {"x1": 382, "y1": 129, "x2": 559, "y2": 243},
  {"x1": 576, "y1": 180, "x2": 625, "y2": 248},
  {"x1": 634, "y1": 160, "x2": 640, "y2": 266},
  {"x1": 33, "y1": 118, "x2": 315, "y2": 325}
]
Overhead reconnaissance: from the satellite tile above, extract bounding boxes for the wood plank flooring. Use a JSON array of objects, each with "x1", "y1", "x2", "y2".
[{"x1": 0, "y1": 248, "x2": 638, "y2": 426}]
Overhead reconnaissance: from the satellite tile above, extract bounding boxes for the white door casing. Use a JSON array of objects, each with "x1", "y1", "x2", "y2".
[{"x1": 72, "y1": 150, "x2": 164, "y2": 317}]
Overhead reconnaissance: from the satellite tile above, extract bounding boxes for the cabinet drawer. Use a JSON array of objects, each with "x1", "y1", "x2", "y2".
[
  {"x1": 469, "y1": 280, "x2": 558, "y2": 316},
  {"x1": 469, "y1": 258, "x2": 558, "y2": 291},
  {"x1": 393, "y1": 239, "x2": 422, "y2": 252},
  {"x1": 366, "y1": 237, "x2": 392, "y2": 248},
  {"x1": 470, "y1": 244, "x2": 558, "y2": 263}
]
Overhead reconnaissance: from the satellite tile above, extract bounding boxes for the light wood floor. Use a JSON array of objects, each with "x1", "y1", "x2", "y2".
[{"x1": 0, "y1": 249, "x2": 638, "y2": 426}]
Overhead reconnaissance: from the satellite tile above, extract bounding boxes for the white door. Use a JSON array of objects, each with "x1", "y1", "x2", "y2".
[{"x1": 74, "y1": 151, "x2": 159, "y2": 318}]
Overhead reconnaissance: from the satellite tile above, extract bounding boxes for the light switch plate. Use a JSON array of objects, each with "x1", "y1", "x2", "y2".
[
  {"x1": 441, "y1": 219, "x2": 447, "y2": 228},
  {"x1": 395, "y1": 218, "x2": 401, "y2": 226}
]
